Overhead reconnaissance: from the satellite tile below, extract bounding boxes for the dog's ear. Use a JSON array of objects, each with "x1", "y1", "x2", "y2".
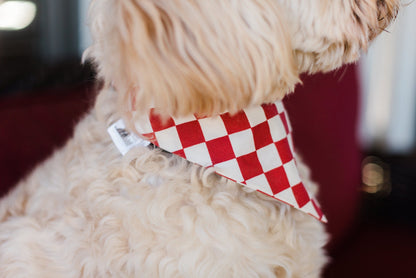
[
  {"x1": 280, "y1": 0, "x2": 399, "y2": 74},
  {"x1": 86, "y1": 0, "x2": 300, "y2": 117}
]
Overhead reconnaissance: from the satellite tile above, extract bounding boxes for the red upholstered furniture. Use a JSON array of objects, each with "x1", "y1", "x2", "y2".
[
  {"x1": 0, "y1": 85, "x2": 95, "y2": 195},
  {"x1": 284, "y1": 66, "x2": 362, "y2": 252}
]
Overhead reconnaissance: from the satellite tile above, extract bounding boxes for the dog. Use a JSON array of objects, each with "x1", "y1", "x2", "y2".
[{"x1": 0, "y1": 0, "x2": 398, "y2": 277}]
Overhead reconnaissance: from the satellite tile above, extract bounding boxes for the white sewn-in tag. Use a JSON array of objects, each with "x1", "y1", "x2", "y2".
[{"x1": 107, "y1": 119, "x2": 150, "y2": 156}]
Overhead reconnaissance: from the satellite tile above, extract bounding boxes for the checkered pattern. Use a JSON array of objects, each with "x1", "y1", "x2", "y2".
[{"x1": 134, "y1": 102, "x2": 326, "y2": 222}]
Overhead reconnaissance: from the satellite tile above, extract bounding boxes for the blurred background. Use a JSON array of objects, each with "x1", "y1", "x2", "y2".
[
  {"x1": 0, "y1": 0, "x2": 415, "y2": 277},
  {"x1": 0, "y1": 0, "x2": 93, "y2": 94},
  {"x1": 359, "y1": 3, "x2": 416, "y2": 227}
]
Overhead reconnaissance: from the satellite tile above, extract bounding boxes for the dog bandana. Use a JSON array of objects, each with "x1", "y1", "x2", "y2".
[{"x1": 109, "y1": 102, "x2": 326, "y2": 222}]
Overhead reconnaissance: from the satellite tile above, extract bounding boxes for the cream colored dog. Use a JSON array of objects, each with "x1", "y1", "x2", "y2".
[{"x1": 0, "y1": 0, "x2": 398, "y2": 277}]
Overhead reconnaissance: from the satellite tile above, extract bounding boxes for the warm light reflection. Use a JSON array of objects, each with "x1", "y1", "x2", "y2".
[
  {"x1": 361, "y1": 156, "x2": 391, "y2": 195},
  {"x1": 0, "y1": 1, "x2": 37, "y2": 31}
]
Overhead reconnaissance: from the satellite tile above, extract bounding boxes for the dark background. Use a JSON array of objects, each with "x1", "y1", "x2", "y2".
[{"x1": 0, "y1": 0, "x2": 94, "y2": 96}]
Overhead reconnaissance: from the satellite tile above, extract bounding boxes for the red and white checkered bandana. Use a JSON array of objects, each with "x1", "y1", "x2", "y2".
[{"x1": 133, "y1": 101, "x2": 326, "y2": 222}]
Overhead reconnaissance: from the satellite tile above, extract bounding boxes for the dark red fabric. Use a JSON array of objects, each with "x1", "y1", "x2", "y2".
[
  {"x1": 284, "y1": 65, "x2": 362, "y2": 251},
  {"x1": 324, "y1": 223, "x2": 416, "y2": 277},
  {"x1": 0, "y1": 85, "x2": 95, "y2": 197}
]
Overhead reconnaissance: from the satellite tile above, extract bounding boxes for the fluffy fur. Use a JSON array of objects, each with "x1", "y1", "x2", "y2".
[
  {"x1": 0, "y1": 0, "x2": 398, "y2": 277},
  {"x1": 87, "y1": 0, "x2": 398, "y2": 117}
]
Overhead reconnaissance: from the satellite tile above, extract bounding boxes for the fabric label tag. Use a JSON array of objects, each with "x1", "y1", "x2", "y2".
[{"x1": 107, "y1": 119, "x2": 150, "y2": 156}]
